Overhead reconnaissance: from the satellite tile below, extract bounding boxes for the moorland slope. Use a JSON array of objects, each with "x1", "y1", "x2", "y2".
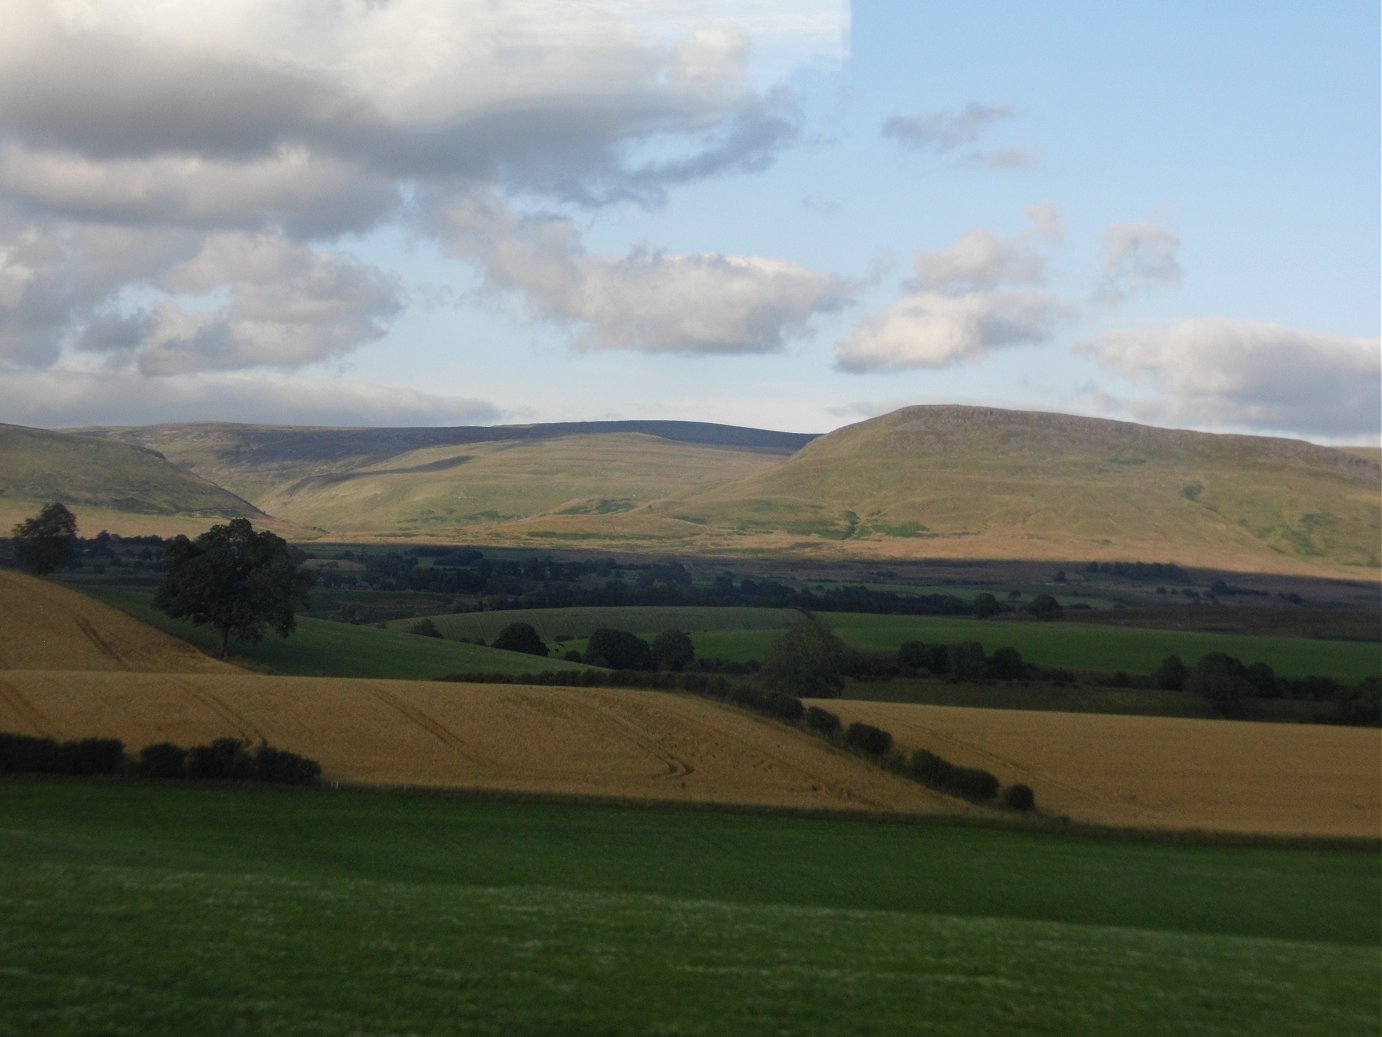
[{"x1": 34, "y1": 406, "x2": 1382, "y2": 576}]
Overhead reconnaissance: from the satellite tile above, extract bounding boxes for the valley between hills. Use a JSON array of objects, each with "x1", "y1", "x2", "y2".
[{"x1": 1, "y1": 404, "x2": 1376, "y2": 579}]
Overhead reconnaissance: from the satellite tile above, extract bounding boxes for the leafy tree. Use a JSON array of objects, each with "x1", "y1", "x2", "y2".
[
  {"x1": 492, "y1": 621, "x2": 548, "y2": 657},
  {"x1": 651, "y1": 629, "x2": 695, "y2": 672},
  {"x1": 945, "y1": 641, "x2": 988, "y2": 681},
  {"x1": 1025, "y1": 594, "x2": 1063, "y2": 621},
  {"x1": 1153, "y1": 655, "x2": 1190, "y2": 691},
  {"x1": 583, "y1": 628, "x2": 653, "y2": 670},
  {"x1": 156, "y1": 518, "x2": 313, "y2": 658},
  {"x1": 988, "y1": 646, "x2": 1025, "y2": 680},
  {"x1": 410, "y1": 618, "x2": 443, "y2": 638},
  {"x1": 1186, "y1": 653, "x2": 1252, "y2": 719},
  {"x1": 11, "y1": 502, "x2": 78, "y2": 575},
  {"x1": 760, "y1": 615, "x2": 848, "y2": 698},
  {"x1": 973, "y1": 593, "x2": 1002, "y2": 618}
]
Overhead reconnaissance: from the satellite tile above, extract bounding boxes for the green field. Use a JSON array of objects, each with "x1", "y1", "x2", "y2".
[
  {"x1": 0, "y1": 780, "x2": 1377, "y2": 1037},
  {"x1": 686, "y1": 612, "x2": 1380, "y2": 683},
  {"x1": 88, "y1": 588, "x2": 601, "y2": 679},
  {"x1": 386, "y1": 605, "x2": 801, "y2": 643}
]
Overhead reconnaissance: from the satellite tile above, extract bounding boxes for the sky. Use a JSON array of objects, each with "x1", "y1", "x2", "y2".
[{"x1": 0, "y1": 0, "x2": 1377, "y2": 444}]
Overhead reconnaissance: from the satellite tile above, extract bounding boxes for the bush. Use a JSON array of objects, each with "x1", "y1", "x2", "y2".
[
  {"x1": 186, "y1": 737, "x2": 254, "y2": 781},
  {"x1": 763, "y1": 692, "x2": 804, "y2": 722},
  {"x1": 0, "y1": 732, "x2": 60, "y2": 774},
  {"x1": 844, "y1": 723, "x2": 893, "y2": 757},
  {"x1": 651, "y1": 629, "x2": 695, "y2": 672},
  {"x1": 805, "y1": 706, "x2": 842, "y2": 737},
  {"x1": 58, "y1": 737, "x2": 127, "y2": 776},
  {"x1": 910, "y1": 749, "x2": 999, "y2": 802},
  {"x1": 251, "y1": 744, "x2": 322, "y2": 785},
  {"x1": 135, "y1": 742, "x2": 187, "y2": 779},
  {"x1": 1001, "y1": 783, "x2": 1036, "y2": 811}
]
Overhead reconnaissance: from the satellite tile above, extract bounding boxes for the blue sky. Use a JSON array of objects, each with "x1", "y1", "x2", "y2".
[{"x1": 0, "y1": 0, "x2": 1377, "y2": 442}]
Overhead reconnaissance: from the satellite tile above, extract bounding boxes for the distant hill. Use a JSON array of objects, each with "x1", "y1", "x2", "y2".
[
  {"x1": 0, "y1": 423, "x2": 266, "y2": 536},
  {"x1": 74, "y1": 421, "x2": 809, "y2": 537},
  {"x1": 25, "y1": 407, "x2": 1381, "y2": 577},
  {"x1": 663, "y1": 406, "x2": 1381, "y2": 575}
]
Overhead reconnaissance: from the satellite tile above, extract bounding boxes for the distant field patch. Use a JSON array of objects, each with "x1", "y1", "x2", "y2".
[
  {"x1": 390, "y1": 606, "x2": 801, "y2": 645},
  {"x1": 811, "y1": 700, "x2": 1382, "y2": 839},
  {"x1": 685, "y1": 611, "x2": 1380, "y2": 682}
]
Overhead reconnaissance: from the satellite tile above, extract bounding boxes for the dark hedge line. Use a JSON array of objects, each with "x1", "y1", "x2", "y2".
[{"x1": 0, "y1": 732, "x2": 321, "y2": 786}]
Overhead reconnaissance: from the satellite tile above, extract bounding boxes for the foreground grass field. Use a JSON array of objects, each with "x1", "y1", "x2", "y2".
[{"x1": 0, "y1": 781, "x2": 1377, "y2": 1037}]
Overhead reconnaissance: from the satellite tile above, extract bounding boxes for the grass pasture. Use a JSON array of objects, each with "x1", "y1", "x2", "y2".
[
  {"x1": 386, "y1": 605, "x2": 800, "y2": 645},
  {"x1": 693, "y1": 612, "x2": 1381, "y2": 683},
  {"x1": 1, "y1": 781, "x2": 1378, "y2": 1037},
  {"x1": 87, "y1": 588, "x2": 595, "y2": 679}
]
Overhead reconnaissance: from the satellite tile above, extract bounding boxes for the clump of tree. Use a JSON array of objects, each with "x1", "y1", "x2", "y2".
[
  {"x1": 651, "y1": 629, "x2": 695, "y2": 672},
  {"x1": 0, "y1": 732, "x2": 320, "y2": 785},
  {"x1": 760, "y1": 614, "x2": 849, "y2": 697},
  {"x1": 10, "y1": 502, "x2": 79, "y2": 575},
  {"x1": 491, "y1": 621, "x2": 548, "y2": 657},
  {"x1": 156, "y1": 518, "x2": 314, "y2": 658},
  {"x1": 409, "y1": 618, "x2": 443, "y2": 638},
  {"x1": 582, "y1": 628, "x2": 653, "y2": 670}
]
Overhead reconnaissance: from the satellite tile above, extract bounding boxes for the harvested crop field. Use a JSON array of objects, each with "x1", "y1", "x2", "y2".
[
  {"x1": 816, "y1": 700, "x2": 1382, "y2": 839},
  {"x1": 0, "y1": 571, "x2": 234, "y2": 674},
  {"x1": 0, "y1": 670, "x2": 966, "y2": 814}
]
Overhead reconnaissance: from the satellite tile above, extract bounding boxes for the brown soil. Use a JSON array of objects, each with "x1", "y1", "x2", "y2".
[{"x1": 815, "y1": 700, "x2": 1382, "y2": 839}]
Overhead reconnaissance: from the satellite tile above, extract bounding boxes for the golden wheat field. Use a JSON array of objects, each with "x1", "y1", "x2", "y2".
[
  {"x1": 0, "y1": 570, "x2": 235, "y2": 674},
  {"x1": 814, "y1": 700, "x2": 1382, "y2": 839},
  {"x1": 0, "y1": 670, "x2": 967, "y2": 814}
]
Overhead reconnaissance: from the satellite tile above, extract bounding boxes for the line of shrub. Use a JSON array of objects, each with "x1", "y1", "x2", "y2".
[{"x1": 0, "y1": 732, "x2": 321, "y2": 786}]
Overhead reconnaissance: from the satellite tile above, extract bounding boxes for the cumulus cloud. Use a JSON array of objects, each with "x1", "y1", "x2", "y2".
[
  {"x1": 0, "y1": 368, "x2": 500, "y2": 429},
  {"x1": 0, "y1": 0, "x2": 845, "y2": 409},
  {"x1": 1094, "y1": 222, "x2": 1182, "y2": 304},
  {"x1": 837, "y1": 206, "x2": 1071, "y2": 372},
  {"x1": 438, "y1": 196, "x2": 848, "y2": 355},
  {"x1": 1079, "y1": 318, "x2": 1380, "y2": 438}
]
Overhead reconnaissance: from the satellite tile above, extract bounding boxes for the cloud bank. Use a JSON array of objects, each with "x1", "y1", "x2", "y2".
[{"x1": 1080, "y1": 318, "x2": 1381, "y2": 439}]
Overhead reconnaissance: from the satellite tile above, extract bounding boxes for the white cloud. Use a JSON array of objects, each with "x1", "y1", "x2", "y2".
[
  {"x1": 1094, "y1": 222, "x2": 1182, "y2": 304},
  {"x1": 837, "y1": 289, "x2": 1070, "y2": 372},
  {"x1": 838, "y1": 207, "x2": 1071, "y2": 372},
  {"x1": 438, "y1": 196, "x2": 848, "y2": 355},
  {"x1": 0, "y1": 368, "x2": 500, "y2": 429},
  {"x1": 1079, "y1": 318, "x2": 1380, "y2": 438}
]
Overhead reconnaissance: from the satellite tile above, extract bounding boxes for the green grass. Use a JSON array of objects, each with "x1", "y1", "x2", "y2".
[
  {"x1": 388, "y1": 605, "x2": 802, "y2": 644},
  {"x1": 687, "y1": 612, "x2": 1380, "y2": 683},
  {"x1": 85, "y1": 588, "x2": 602, "y2": 679},
  {"x1": 0, "y1": 780, "x2": 1377, "y2": 1036}
]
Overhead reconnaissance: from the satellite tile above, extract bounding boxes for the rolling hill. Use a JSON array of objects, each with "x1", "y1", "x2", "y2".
[
  {"x1": 20, "y1": 406, "x2": 1379, "y2": 577},
  {"x1": 663, "y1": 406, "x2": 1382, "y2": 575},
  {"x1": 0, "y1": 423, "x2": 266, "y2": 536}
]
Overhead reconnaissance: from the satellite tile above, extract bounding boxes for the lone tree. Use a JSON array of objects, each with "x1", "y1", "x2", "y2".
[
  {"x1": 651, "y1": 629, "x2": 695, "y2": 672},
  {"x1": 491, "y1": 621, "x2": 548, "y2": 657},
  {"x1": 11, "y1": 502, "x2": 78, "y2": 575},
  {"x1": 156, "y1": 518, "x2": 313, "y2": 658},
  {"x1": 760, "y1": 614, "x2": 849, "y2": 698}
]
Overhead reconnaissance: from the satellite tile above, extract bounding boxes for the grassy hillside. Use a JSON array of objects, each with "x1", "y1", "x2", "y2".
[
  {"x1": 0, "y1": 423, "x2": 262, "y2": 521},
  {"x1": 1, "y1": 782, "x2": 1377, "y2": 1036},
  {"x1": 666, "y1": 406, "x2": 1382, "y2": 575},
  {"x1": 76, "y1": 425, "x2": 795, "y2": 538},
  {"x1": 43, "y1": 406, "x2": 1382, "y2": 577}
]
